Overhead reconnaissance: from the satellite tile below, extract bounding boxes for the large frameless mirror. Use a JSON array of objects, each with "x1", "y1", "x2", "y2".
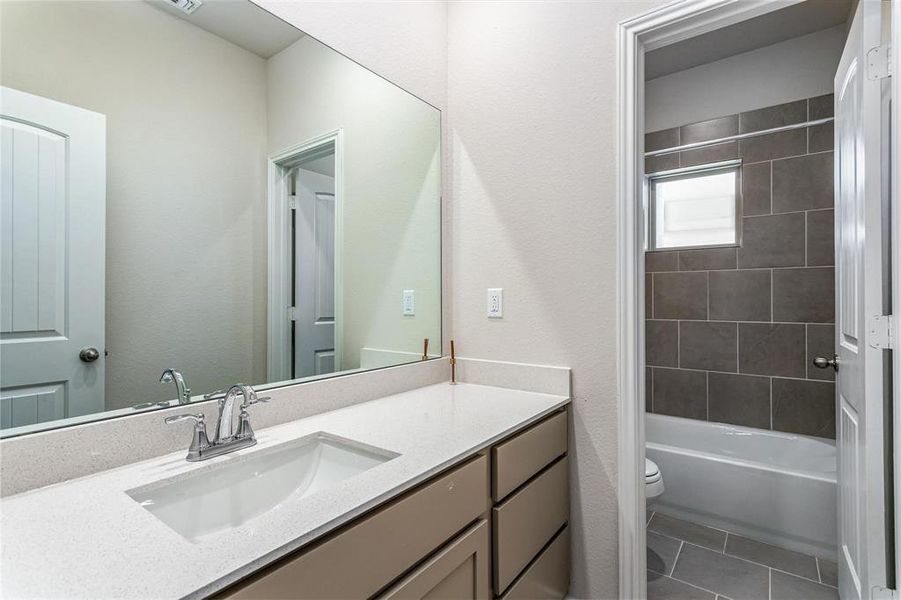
[{"x1": 0, "y1": 0, "x2": 442, "y2": 436}]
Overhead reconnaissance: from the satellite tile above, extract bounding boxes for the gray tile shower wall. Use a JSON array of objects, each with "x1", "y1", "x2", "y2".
[{"x1": 645, "y1": 95, "x2": 836, "y2": 439}]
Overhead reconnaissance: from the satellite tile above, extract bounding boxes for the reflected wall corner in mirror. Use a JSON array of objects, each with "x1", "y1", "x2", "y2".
[{"x1": 0, "y1": 0, "x2": 442, "y2": 437}]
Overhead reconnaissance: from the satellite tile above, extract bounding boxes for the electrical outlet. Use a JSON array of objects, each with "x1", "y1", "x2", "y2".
[
  {"x1": 487, "y1": 288, "x2": 503, "y2": 318},
  {"x1": 403, "y1": 290, "x2": 415, "y2": 316}
]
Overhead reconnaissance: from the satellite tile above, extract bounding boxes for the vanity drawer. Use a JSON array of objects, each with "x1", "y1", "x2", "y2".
[
  {"x1": 378, "y1": 519, "x2": 491, "y2": 599},
  {"x1": 222, "y1": 455, "x2": 489, "y2": 600},
  {"x1": 493, "y1": 456, "x2": 568, "y2": 594},
  {"x1": 499, "y1": 525, "x2": 569, "y2": 600},
  {"x1": 492, "y1": 410, "x2": 567, "y2": 502}
]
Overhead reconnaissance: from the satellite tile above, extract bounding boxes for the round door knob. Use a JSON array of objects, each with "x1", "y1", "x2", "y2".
[
  {"x1": 813, "y1": 355, "x2": 839, "y2": 372},
  {"x1": 79, "y1": 347, "x2": 101, "y2": 363}
]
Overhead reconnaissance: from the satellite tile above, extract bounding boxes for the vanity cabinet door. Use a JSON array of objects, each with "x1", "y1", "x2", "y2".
[{"x1": 378, "y1": 519, "x2": 491, "y2": 600}]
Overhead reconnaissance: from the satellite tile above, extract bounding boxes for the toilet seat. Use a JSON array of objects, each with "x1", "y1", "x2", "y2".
[{"x1": 645, "y1": 458, "x2": 664, "y2": 499}]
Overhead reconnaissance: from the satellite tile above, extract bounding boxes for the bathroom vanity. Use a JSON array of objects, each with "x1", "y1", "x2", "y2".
[
  {"x1": 221, "y1": 407, "x2": 569, "y2": 600},
  {"x1": 0, "y1": 380, "x2": 571, "y2": 599}
]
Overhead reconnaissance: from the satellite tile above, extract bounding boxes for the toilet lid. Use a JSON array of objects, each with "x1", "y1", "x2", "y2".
[{"x1": 645, "y1": 458, "x2": 659, "y2": 478}]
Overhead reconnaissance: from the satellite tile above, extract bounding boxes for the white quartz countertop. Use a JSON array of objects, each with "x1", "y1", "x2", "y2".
[{"x1": 1, "y1": 382, "x2": 569, "y2": 599}]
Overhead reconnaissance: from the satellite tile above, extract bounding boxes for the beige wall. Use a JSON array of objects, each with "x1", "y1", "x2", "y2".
[
  {"x1": 0, "y1": 1, "x2": 269, "y2": 410},
  {"x1": 448, "y1": 2, "x2": 666, "y2": 597},
  {"x1": 266, "y1": 36, "x2": 441, "y2": 370},
  {"x1": 646, "y1": 25, "x2": 846, "y2": 131}
]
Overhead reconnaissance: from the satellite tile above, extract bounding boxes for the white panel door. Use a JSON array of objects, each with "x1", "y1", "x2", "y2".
[
  {"x1": 0, "y1": 87, "x2": 106, "y2": 428},
  {"x1": 834, "y1": 3, "x2": 889, "y2": 599},
  {"x1": 294, "y1": 168, "x2": 336, "y2": 378}
]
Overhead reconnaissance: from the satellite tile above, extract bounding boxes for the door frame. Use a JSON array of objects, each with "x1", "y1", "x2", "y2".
[
  {"x1": 614, "y1": 1, "x2": 853, "y2": 597},
  {"x1": 267, "y1": 129, "x2": 344, "y2": 383}
]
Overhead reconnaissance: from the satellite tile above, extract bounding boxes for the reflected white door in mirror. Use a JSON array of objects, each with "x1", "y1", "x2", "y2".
[{"x1": 0, "y1": 87, "x2": 106, "y2": 429}]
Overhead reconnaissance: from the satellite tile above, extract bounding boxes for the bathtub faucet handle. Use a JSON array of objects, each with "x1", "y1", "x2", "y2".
[{"x1": 813, "y1": 355, "x2": 839, "y2": 372}]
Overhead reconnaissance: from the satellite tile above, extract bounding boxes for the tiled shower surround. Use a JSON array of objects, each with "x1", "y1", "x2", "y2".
[{"x1": 645, "y1": 95, "x2": 836, "y2": 439}]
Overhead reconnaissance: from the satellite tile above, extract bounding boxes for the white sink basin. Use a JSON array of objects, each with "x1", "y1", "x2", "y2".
[{"x1": 127, "y1": 433, "x2": 398, "y2": 542}]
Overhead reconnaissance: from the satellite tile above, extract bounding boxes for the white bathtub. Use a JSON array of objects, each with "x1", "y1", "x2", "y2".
[{"x1": 646, "y1": 413, "x2": 837, "y2": 557}]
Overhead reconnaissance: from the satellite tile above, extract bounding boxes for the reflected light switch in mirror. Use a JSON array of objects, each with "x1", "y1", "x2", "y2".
[
  {"x1": 403, "y1": 290, "x2": 415, "y2": 316},
  {"x1": 487, "y1": 288, "x2": 503, "y2": 318}
]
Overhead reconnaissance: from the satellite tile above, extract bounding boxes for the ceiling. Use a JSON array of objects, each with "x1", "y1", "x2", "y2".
[
  {"x1": 645, "y1": 0, "x2": 852, "y2": 80},
  {"x1": 147, "y1": 0, "x2": 304, "y2": 59}
]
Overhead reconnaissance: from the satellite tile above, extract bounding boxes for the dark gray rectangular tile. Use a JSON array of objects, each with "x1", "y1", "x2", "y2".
[
  {"x1": 737, "y1": 213, "x2": 806, "y2": 268},
  {"x1": 679, "y1": 248, "x2": 737, "y2": 271},
  {"x1": 680, "y1": 321, "x2": 737, "y2": 372},
  {"x1": 648, "y1": 152, "x2": 680, "y2": 173},
  {"x1": 739, "y1": 129, "x2": 807, "y2": 163},
  {"x1": 807, "y1": 324, "x2": 836, "y2": 382},
  {"x1": 739, "y1": 323, "x2": 806, "y2": 378},
  {"x1": 648, "y1": 320, "x2": 679, "y2": 368},
  {"x1": 652, "y1": 368, "x2": 707, "y2": 420},
  {"x1": 741, "y1": 162, "x2": 771, "y2": 216},
  {"x1": 809, "y1": 94, "x2": 834, "y2": 120},
  {"x1": 709, "y1": 270, "x2": 771, "y2": 322},
  {"x1": 646, "y1": 367, "x2": 654, "y2": 412},
  {"x1": 648, "y1": 572, "x2": 716, "y2": 600},
  {"x1": 817, "y1": 557, "x2": 838, "y2": 587},
  {"x1": 708, "y1": 373, "x2": 770, "y2": 429},
  {"x1": 681, "y1": 115, "x2": 739, "y2": 145},
  {"x1": 654, "y1": 272, "x2": 708, "y2": 320},
  {"x1": 646, "y1": 273, "x2": 654, "y2": 317},
  {"x1": 648, "y1": 250, "x2": 679, "y2": 272},
  {"x1": 681, "y1": 141, "x2": 739, "y2": 168},
  {"x1": 772, "y1": 152, "x2": 834, "y2": 213},
  {"x1": 648, "y1": 513, "x2": 726, "y2": 552},
  {"x1": 725, "y1": 534, "x2": 819, "y2": 580},
  {"x1": 808, "y1": 122, "x2": 834, "y2": 152},
  {"x1": 772, "y1": 378, "x2": 836, "y2": 438},
  {"x1": 771, "y1": 570, "x2": 838, "y2": 600},
  {"x1": 647, "y1": 128, "x2": 680, "y2": 152},
  {"x1": 740, "y1": 99, "x2": 807, "y2": 133},
  {"x1": 807, "y1": 210, "x2": 835, "y2": 267},
  {"x1": 671, "y1": 543, "x2": 769, "y2": 600},
  {"x1": 648, "y1": 531, "x2": 682, "y2": 576},
  {"x1": 772, "y1": 268, "x2": 835, "y2": 323}
]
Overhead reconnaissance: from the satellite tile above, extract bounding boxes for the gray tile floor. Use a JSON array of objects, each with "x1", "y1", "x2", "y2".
[{"x1": 646, "y1": 511, "x2": 839, "y2": 600}]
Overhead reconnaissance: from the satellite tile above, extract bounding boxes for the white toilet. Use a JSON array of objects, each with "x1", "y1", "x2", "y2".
[{"x1": 645, "y1": 458, "x2": 665, "y2": 499}]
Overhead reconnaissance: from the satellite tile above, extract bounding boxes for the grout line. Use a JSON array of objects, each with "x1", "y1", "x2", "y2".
[
  {"x1": 768, "y1": 568, "x2": 772, "y2": 600},
  {"x1": 768, "y1": 160, "x2": 773, "y2": 215},
  {"x1": 815, "y1": 557, "x2": 822, "y2": 584},
  {"x1": 722, "y1": 532, "x2": 729, "y2": 554},
  {"x1": 670, "y1": 541, "x2": 685, "y2": 576}
]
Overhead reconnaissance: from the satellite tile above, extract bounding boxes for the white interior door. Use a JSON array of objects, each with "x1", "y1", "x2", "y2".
[
  {"x1": 0, "y1": 87, "x2": 106, "y2": 428},
  {"x1": 834, "y1": 3, "x2": 890, "y2": 598},
  {"x1": 293, "y1": 167, "x2": 336, "y2": 378}
]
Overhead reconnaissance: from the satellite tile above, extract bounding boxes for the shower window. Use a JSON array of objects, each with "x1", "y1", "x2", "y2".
[{"x1": 647, "y1": 161, "x2": 741, "y2": 251}]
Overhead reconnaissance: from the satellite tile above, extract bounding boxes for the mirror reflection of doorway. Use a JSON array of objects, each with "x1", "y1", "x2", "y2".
[{"x1": 290, "y1": 145, "x2": 336, "y2": 379}]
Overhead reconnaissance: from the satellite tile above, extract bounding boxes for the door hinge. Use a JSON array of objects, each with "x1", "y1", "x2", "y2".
[
  {"x1": 869, "y1": 314, "x2": 894, "y2": 349},
  {"x1": 867, "y1": 45, "x2": 892, "y2": 80},
  {"x1": 288, "y1": 195, "x2": 297, "y2": 211},
  {"x1": 873, "y1": 586, "x2": 898, "y2": 600},
  {"x1": 287, "y1": 306, "x2": 296, "y2": 321}
]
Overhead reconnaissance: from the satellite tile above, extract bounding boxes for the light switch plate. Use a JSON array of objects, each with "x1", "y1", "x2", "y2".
[
  {"x1": 487, "y1": 288, "x2": 503, "y2": 318},
  {"x1": 403, "y1": 290, "x2": 415, "y2": 316}
]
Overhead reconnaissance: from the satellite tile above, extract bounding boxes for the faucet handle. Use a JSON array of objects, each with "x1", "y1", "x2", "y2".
[
  {"x1": 164, "y1": 414, "x2": 210, "y2": 461},
  {"x1": 203, "y1": 389, "x2": 225, "y2": 401}
]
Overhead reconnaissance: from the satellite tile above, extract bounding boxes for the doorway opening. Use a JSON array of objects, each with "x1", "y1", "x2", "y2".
[
  {"x1": 267, "y1": 131, "x2": 343, "y2": 384},
  {"x1": 616, "y1": 2, "x2": 899, "y2": 599}
]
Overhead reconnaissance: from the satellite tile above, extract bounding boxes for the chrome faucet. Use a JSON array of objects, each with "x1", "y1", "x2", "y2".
[
  {"x1": 165, "y1": 383, "x2": 269, "y2": 462},
  {"x1": 160, "y1": 368, "x2": 191, "y2": 405}
]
